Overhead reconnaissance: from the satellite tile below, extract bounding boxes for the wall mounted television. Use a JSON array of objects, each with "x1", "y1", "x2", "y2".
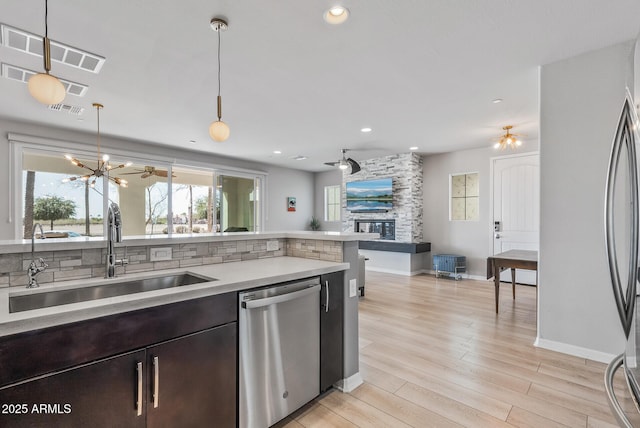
[{"x1": 346, "y1": 177, "x2": 393, "y2": 212}]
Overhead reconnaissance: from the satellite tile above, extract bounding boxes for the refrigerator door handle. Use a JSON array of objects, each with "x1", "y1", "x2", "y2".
[{"x1": 604, "y1": 93, "x2": 639, "y2": 338}]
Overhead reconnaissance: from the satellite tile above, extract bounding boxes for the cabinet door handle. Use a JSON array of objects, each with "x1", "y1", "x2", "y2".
[
  {"x1": 136, "y1": 362, "x2": 143, "y2": 416},
  {"x1": 153, "y1": 356, "x2": 159, "y2": 408},
  {"x1": 325, "y1": 280, "x2": 330, "y2": 313}
]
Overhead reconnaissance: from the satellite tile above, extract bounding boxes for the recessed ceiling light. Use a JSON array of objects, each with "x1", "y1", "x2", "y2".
[
  {"x1": 361, "y1": 127, "x2": 372, "y2": 133},
  {"x1": 409, "y1": 146, "x2": 419, "y2": 151},
  {"x1": 273, "y1": 150, "x2": 282, "y2": 154},
  {"x1": 492, "y1": 98, "x2": 503, "y2": 104},
  {"x1": 324, "y1": 6, "x2": 349, "y2": 24},
  {"x1": 189, "y1": 140, "x2": 196, "y2": 144},
  {"x1": 293, "y1": 155, "x2": 307, "y2": 161}
]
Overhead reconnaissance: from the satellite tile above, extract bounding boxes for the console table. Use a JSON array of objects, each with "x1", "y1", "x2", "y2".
[{"x1": 486, "y1": 250, "x2": 538, "y2": 313}]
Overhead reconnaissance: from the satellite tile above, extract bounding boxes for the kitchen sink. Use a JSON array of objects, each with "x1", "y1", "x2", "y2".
[{"x1": 9, "y1": 273, "x2": 216, "y2": 313}]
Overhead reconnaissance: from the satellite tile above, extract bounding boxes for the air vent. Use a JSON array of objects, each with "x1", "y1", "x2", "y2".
[
  {"x1": 48, "y1": 103, "x2": 85, "y2": 115},
  {"x1": 1, "y1": 63, "x2": 88, "y2": 97},
  {"x1": 1, "y1": 24, "x2": 105, "y2": 73}
]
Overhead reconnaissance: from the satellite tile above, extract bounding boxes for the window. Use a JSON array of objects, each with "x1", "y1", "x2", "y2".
[
  {"x1": 216, "y1": 174, "x2": 261, "y2": 232},
  {"x1": 15, "y1": 137, "x2": 266, "y2": 239},
  {"x1": 324, "y1": 185, "x2": 340, "y2": 222},
  {"x1": 450, "y1": 172, "x2": 479, "y2": 221},
  {"x1": 171, "y1": 166, "x2": 214, "y2": 234}
]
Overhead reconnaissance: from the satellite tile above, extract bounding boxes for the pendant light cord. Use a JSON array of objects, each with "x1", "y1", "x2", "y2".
[
  {"x1": 217, "y1": 26, "x2": 221, "y2": 98},
  {"x1": 96, "y1": 105, "x2": 102, "y2": 167},
  {"x1": 44, "y1": 0, "x2": 48, "y2": 39}
]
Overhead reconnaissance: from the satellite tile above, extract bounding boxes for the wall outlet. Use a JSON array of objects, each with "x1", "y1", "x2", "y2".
[
  {"x1": 267, "y1": 240, "x2": 279, "y2": 251},
  {"x1": 349, "y1": 278, "x2": 357, "y2": 297},
  {"x1": 150, "y1": 247, "x2": 172, "y2": 261}
]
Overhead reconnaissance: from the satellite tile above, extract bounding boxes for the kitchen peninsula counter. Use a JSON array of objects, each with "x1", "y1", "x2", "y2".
[{"x1": 0, "y1": 256, "x2": 348, "y2": 336}]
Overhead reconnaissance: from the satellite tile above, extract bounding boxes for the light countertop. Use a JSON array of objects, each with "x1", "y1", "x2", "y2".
[
  {"x1": 0, "y1": 231, "x2": 379, "y2": 254},
  {"x1": 0, "y1": 257, "x2": 349, "y2": 337}
]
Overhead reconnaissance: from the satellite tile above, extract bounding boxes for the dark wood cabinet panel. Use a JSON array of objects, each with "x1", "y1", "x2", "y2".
[
  {"x1": 0, "y1": 350, "x2": 147, "y2": 428},
  {"x1": 146, "y1": 324, "x2": 237, "y2": 428},
  {"x1": 320, "y1": 271, "x2": 344, "y2": 392},
  {"x1": 0, "y1": 292, "x2": 237, "y2": 387},
  {"x1": 0, "y1": 291, "x2": 238, "y2": 427}
]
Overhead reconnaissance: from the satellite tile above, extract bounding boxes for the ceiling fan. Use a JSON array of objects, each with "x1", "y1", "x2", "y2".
[
  {"x1": 324, "y1": 149, "x2": 361, "y2": 174},
  {"x1": 121, "y1": 166, "x2": 175, "y2": 179}
]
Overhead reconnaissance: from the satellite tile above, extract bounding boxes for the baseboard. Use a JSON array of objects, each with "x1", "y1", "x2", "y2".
[
  {"x1": 335, "y1": 372, "x2": 363, "y2": 393},
  {"x1": 365, "y1": 266, "x2": 425, "y2": 276},
  {"x1": 534, "y1": 337, "x2": 617, "y2": 364}
]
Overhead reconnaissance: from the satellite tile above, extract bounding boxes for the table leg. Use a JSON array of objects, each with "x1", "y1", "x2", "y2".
[
  {"x1": 494, "y1": 262, "x2": 500, "y2": 313},
  {"x1": 511, "y1": 268, "x2": 516, "y2": 299}
]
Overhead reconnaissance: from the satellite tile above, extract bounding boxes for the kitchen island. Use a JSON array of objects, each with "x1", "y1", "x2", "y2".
[
  {"x1": 0, "y1": 231, "x2": 374, "y2": 427},
  {"x1": 0, "y1": 256, "x2": 348, "y2": 427}
]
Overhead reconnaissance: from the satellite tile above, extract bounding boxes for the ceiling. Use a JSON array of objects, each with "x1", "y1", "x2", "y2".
[{"x1": 1, "y1": 1, "x2": 640, "y2": 172}]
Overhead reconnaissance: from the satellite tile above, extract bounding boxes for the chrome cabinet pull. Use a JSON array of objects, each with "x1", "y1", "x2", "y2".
[
  {"x1": 153, "y1": 356, "x2": 159, "y2": 408},
  {"x1": 136, "y1": 362, "x2": 143, "y2": 416},
  {"x1": 325, "y1": 280, "x2": 329, "y2": 313}
]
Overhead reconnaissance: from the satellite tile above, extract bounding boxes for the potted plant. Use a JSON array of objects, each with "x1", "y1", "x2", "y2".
[{"x1": 309, "y1": 216, "x2": 320, "y2": 231}]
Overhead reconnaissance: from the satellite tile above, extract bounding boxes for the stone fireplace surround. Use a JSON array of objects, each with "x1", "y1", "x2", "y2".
[{"x1": 342, "y1": 152, "x2": 423, "y2": 243}]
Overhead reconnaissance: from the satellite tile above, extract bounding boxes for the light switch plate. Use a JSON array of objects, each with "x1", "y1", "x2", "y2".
[
  {"x1": 267, "y1": 240, "x2": 279, "y2": 251},
  {"x1": 349, "y1": 278, "x2": 357, "y2": 297},
  {"x1": 150, "y1": 247, "x2": 172, "y2": 261}
]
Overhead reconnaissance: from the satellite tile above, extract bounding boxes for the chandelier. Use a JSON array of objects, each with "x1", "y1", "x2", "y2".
[
  {"x1": 494, "y1": 125, "x2": 523, "y2": 150},
  {"x1": 63, "y1": 103, "x2": 130, "y2": 188}
]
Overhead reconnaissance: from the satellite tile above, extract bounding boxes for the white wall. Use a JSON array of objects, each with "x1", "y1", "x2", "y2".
[
  {"x1": 313, "y1": 169, "x2": 343, "y2": 232},
  {"x1": 265, "y1": 166, "x2": 315, "y2": 231},
  {"x1": 538, "y1": 41, "x2": 633, "y2": 360},
  {"x1": 0, "y1": 118, "x2": 314, "y2": 238},
  {"x1": 422, "y1": 146, "x2": 537, "y2": 277}
]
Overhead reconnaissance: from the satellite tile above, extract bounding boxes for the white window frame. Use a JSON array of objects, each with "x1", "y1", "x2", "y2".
[
  {"x1": 324, "y1": 185, "x2": 341, "y2": 222},
  {"x1": 9, "y1": 133, "x2": 267, "y2": 239}
]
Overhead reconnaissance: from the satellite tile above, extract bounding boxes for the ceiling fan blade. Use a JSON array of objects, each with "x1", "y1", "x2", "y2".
[
  {"x1": 120, "y1": 171, "x2": 144, "y2": 175},
  {"x1": 140, "y1": 173, "x2": 151, "y2": 179},
  {"x1": 347, "y1": 158, "x2": 361, "y2": 174},
  {"x1": 154, "y1": 170, "x2": 169, "y2": 177}
]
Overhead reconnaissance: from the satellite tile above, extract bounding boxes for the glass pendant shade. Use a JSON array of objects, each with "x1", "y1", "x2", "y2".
[
  {"x1": 28, "y1": 72, "x2": 65, "y2": 105},
  {"x1": 209, "y1": 120, "x2": 230, "y2": 142}
]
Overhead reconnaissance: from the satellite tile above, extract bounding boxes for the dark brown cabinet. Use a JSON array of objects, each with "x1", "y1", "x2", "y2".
[
  {"x1": 0, "y1": 292, "x2": 237, "y2": 428},
  {"x1": 0, "y1": 349, "x2": 147, "y2": 428},
  {"x1": 0, "y1": 324, "x2": 236, "y2": 428},
  {"x1": 320, "y1": 271, "x2": 344, "y2": 392},
  {"x1": 146, "y1": 324, "x2": 236, "y2": 428}
]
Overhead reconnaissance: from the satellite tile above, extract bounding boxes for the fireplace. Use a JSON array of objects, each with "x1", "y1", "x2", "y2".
[{"x1": 354, "y1": 219, "x2": 395, "y2": 240}]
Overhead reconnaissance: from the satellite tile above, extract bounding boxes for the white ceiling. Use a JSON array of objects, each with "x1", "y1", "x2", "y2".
[{"x1": 1, "y1": 1, "x2": 639, "y2": 172}]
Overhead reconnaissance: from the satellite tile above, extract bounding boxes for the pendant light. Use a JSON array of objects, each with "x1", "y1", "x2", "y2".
[
  {"x1": 63, "y1": 103, "x2": 130, "y2": 188},
  {"x1": 209, "y1": 18, "x2": 230, "y2": 142},
  {"x1": 28, "y1": 0, "x2": 65, "y2": 105}
]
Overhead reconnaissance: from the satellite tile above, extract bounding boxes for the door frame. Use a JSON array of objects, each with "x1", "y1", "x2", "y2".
[{"x1": 489, "y1": 151, "x2": 541, "y2": 310}]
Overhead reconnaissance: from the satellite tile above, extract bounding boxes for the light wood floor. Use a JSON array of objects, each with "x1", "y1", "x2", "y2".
[{"x1": 275, "y1": 271, "x2": 640, "y2": 427}]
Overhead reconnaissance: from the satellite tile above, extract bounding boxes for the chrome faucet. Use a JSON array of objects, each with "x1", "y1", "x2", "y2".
[
  {"x1": 27, "y1": 223, "x2": 48, "y2": 288},
  {"x1": 106, "y1": 202, "x2": 128, "y2": 278}
]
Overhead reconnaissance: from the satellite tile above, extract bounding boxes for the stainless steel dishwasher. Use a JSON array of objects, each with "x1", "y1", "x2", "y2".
[{"x1": 239, "y1": 277, "x2": 320, "y2": 428}]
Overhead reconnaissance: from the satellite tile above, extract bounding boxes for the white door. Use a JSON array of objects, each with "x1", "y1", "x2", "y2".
[{"x1": 492, "y1": 153, "x2": 540, "y2": 285}]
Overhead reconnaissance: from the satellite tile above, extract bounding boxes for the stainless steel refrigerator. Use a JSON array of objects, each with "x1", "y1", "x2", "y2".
[{"x1": 604, "y1": 88, "x2": 640, "y2": 426}]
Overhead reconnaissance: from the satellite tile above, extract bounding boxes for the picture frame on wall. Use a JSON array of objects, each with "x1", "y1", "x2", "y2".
[{"x1": 287, "y1": 197, "x2": 296, "y2": 212}]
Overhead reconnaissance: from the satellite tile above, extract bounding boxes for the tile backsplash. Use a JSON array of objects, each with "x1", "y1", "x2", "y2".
[{"x1": 0, "y1": 238, "x2": 343, "y2": 288}]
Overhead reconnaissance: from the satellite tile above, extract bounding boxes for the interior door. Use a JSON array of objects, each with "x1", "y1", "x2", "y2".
[{"x1": 493, "y1": 153, "x2": 540, "y2": 285}]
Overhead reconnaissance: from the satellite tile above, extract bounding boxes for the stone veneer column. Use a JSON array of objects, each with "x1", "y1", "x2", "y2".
[{"x1": 342, "y1": 152, "x2": 423, "y2": 243}]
